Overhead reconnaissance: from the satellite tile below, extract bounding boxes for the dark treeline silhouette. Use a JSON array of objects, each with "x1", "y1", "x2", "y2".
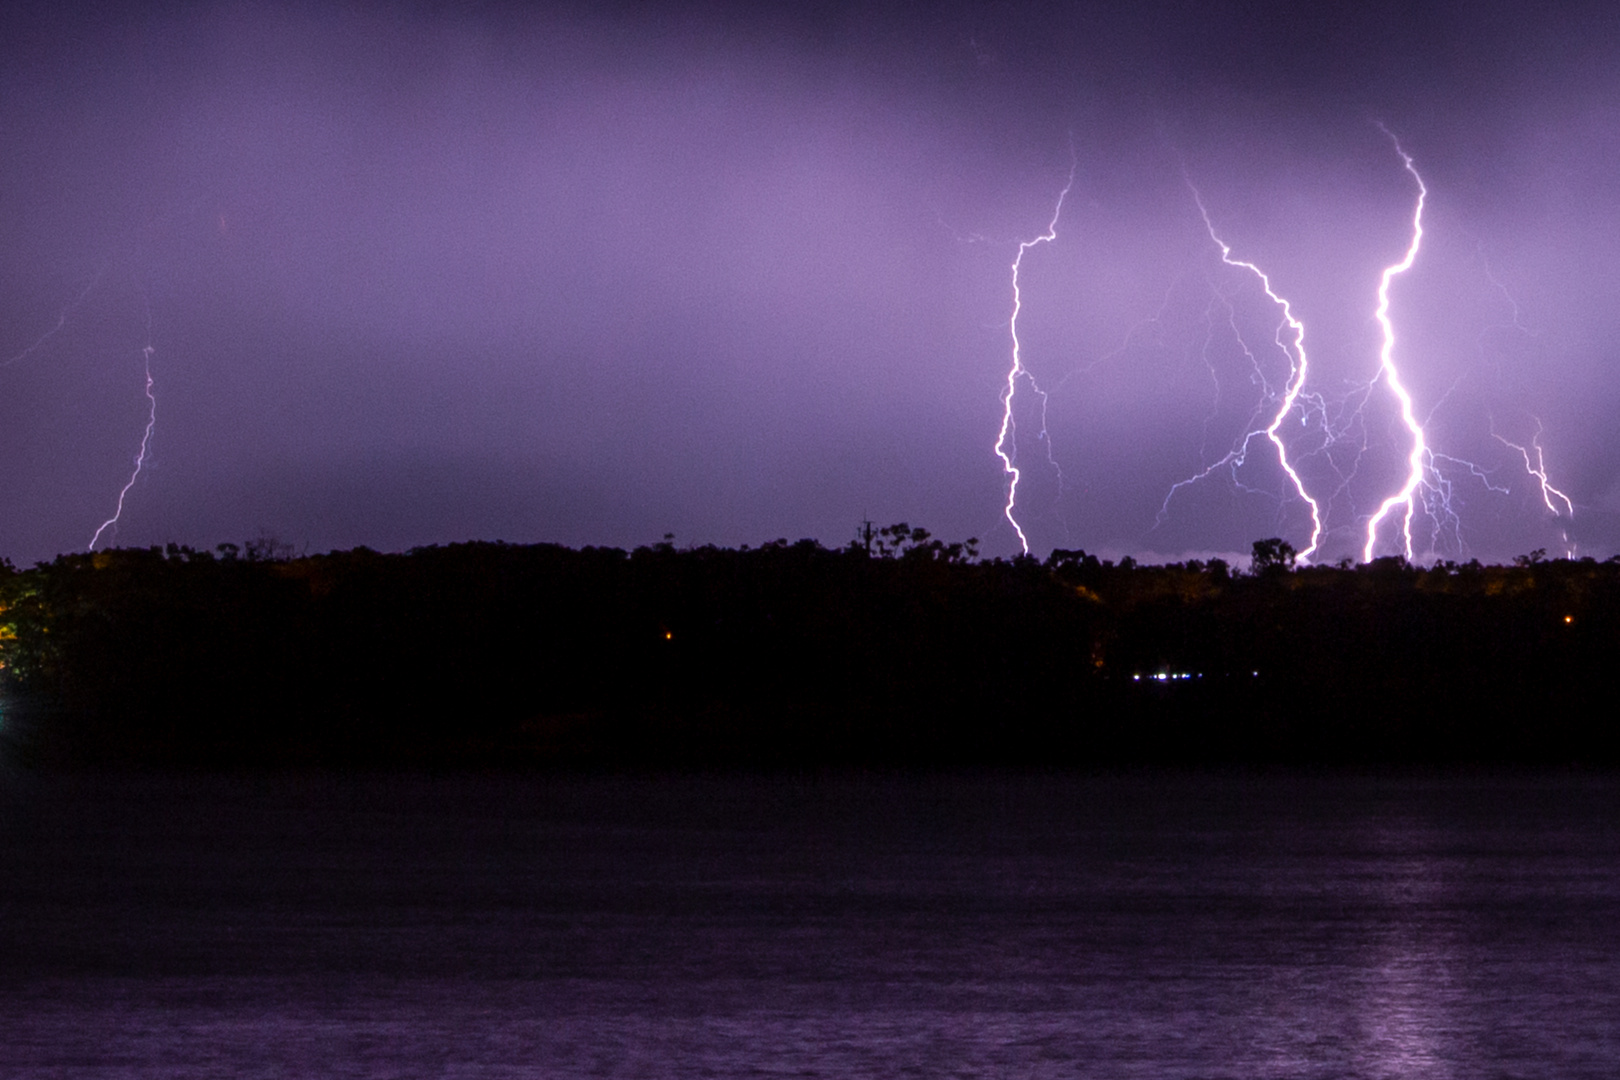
[{"x1": 0, "y1": 531, "x2": 1615, "y2": 768}]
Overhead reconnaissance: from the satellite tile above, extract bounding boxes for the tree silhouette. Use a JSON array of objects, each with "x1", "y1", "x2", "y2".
[{"x1": 1249, "y1": 538, "x2": 1297, "y2": 576}]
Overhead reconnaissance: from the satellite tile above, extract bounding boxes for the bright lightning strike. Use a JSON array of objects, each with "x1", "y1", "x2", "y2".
[
  {"x1": 995, "y1": 161, "x2": 1076, "y2": 554},
  {"x1": 993, "y1": 134, "x2": 1571, "y2": 565},
  {"x1": 1159, "y1": 187, "x2": 1325, "y2": 561},
  {"x1": 88, "y1": 344, "x2": 157, "y2": 552},
  {"x1": 1362, "y1": 135, "x2": 1430, "y2": 562}
]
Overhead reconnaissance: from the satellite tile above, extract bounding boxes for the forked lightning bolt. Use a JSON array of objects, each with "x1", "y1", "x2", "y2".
[
  {"x1": 1494, "y1": 423, "x2": 1573, "y2": 519},
  {"x1": 1349, "y1": 135, "x2": 1570, "y2": 561},
  {"x1": 1158, "y1": 187, "x2": 1325, "y2": 561},
  {"x1": 993, "y1": 133, "x2": 1571, "y2": 564},
  {"x1": 88, "y1": 344, "x2": 156, "y2": 551},
  {"x1": 995, "y1": 163, "x2": 1075, "y2": 554},
  {"x1": 1362, "y1": 137, "x2": 1430, "y2": 561},
  {"x1": 1496, "y1": 420, "x2": 1574, "y2": 556}
]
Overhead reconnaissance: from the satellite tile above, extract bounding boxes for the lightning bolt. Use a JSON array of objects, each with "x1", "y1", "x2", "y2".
[
  {"x1": 5, "y1": 267, "x2": 163, "y2": 552},
  {"x1": 1158, "y1": 186, "x2": 1325, "y2": 561},
  {"x1": 995, "y1": 160, "x2": 1076, "y2": 555},
  {"x1": 1494, "y1": 422, "x2": 1574, "y2": 519},
  {"x1": 88, "y1": 343, "x2": 156, "y2": 552},
  {"x1": 1475, "y1": 258, "x2": 1574, "y2": 546},
  {"x1": 1351, "y1": 138, "x2": 1570, "y2": 562},
  {"x1": 1361, "y1": 135, "x2": 1430, "y2": 562},
  {"x1": 994, "y1": 134, "x2": 1569, "y2": 565}
]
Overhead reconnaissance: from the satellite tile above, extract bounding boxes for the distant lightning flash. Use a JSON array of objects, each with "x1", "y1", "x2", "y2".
[
  {"x1": 2, "y1": 267, "x2": 107, "y2": 370},
  {"x1": 1362, "y1": 137, "x2": 1431, "y2": 561},
  {"x1": 1495, "y1": 422, "x2": 1574, "y2": 518},
  {"x1": 1477, "y1": 262, "x2": 1575, "y2": 538},
  {"x1": 2, "y1": 264, "x2": 169, "y2": 553},
  {"x1": 88, "y1": 343, "x2": 156, "y2": 552},
  {"x1": 995, "y1": 161, "x2": 1076, "y2": 554},
  {"x1": 1159, "y1": 187, "x2": 1325, "y2": 561}
]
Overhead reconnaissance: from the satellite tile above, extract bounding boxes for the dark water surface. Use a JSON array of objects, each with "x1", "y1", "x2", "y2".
[{"x1": 0, "y1": 772, "x2": 1615, "y2": 1077}]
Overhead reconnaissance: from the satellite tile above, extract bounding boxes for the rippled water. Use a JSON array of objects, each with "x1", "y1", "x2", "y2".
[{"x1": 0, "y1": 772, "x2": 1615, "y2": 1077}]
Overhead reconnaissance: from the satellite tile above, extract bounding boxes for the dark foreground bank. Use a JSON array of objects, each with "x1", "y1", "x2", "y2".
[{"x1": 1, "y1": 536, "x2": 1616, "y2": 768}]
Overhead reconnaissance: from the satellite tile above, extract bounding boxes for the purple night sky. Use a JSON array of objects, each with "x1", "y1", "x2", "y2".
[{"x1": 4, "y1": 2, "x2": 1620, "y2": 566}]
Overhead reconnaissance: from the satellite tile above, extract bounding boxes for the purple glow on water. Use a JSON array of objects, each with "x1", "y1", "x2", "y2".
[{"x1": 1, "y1": 774, "x2": 1615, "y2": 1077}]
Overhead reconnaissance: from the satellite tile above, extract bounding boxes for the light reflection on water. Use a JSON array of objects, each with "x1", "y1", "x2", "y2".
[{"x1": 0, "y1": 773, "x2": 1615, "y2": 1077}]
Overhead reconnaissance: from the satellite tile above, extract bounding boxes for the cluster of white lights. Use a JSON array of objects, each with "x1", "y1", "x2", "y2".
[{"x1": 1130, "y1": 671, "x2": 1261, "y2": 682}]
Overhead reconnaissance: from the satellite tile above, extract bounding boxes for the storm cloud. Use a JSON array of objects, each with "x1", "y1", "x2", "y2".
[{"x1": 4, "y1": 2, "x2": 1619, "y2": 564}]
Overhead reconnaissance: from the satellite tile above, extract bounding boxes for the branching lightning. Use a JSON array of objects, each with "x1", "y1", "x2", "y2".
[
  {"x1": 1345, "y1": 137, "x2": 1574, "y2": 561},
  {"x1": 1495, "y1": 422, "x2": 1574, "y2": 518},
  {"x1": 1067, "y1": 132, "x2": 1573, "y2": 564},
  {"x1": 1490, "y1": 420, "x2": 1568, "y2": 563},
  {"x1": 1476, "y1": 259, "x2": 1575, "y2": 547},
  {"x1": 1157, "y1": 186, "x2": 1325, "y2": 561},
  {"x1": 1361, "y1": 137, "x2": 1431, "y2": 561},
  {"x1": 995, "y1": 161, "x2": 1076, "y2": 554}
]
